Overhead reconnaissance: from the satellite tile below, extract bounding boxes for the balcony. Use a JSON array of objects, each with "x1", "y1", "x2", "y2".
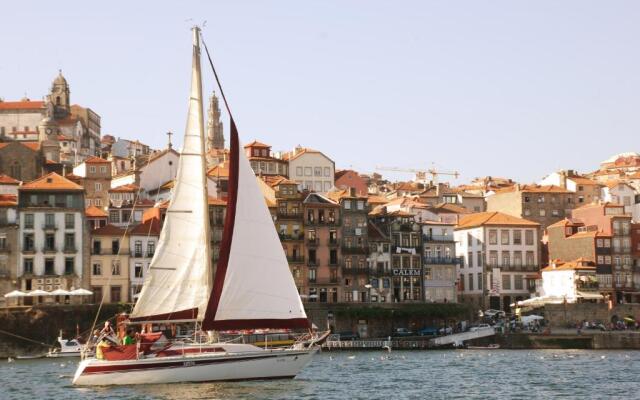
[
  {"x1": 486, "y1": 263, "x2": 539, "y2": 271},
  {"x1": 278, "y1": 233, "x2": 303, "y2": 241},
  {"x1": 329, "y1": 258, "x2": 339, "y2": 266},
  {"x1": 0, "y1": 245, "x2": 11, "y2": 253},
  {"x1": 287, "y1": 255, "x2": 305, "y2": 264},
  {"x1": 328, "y1": 238, "x2": 340, "y2": 246},
  {"x1": 305, "y1": 218, "x2": 340, "y2": 227},
  {"x1": 42, "y1": 222, "x2": 58, "y2": 231},
  {"x1": 306, "y1": 237, "x2": 319, "y2": 247},
  {"x1": 133, "y1": 252, "x2": 143, "y2": 258},
  {"x1": 577, "y1": 281, "x2": 599, "y2": 291},
  {"x1": 43, "y1": 246, "x2": 57, "y2": 254},
  {"x1": 307, "y1": 258, "x2": 318, "y2": 267},
  {"x1": 63, "y1": 246, "x2": 77, "y2": 253},
  {"x1": 423, "y1": 256, "x2": 462, "y2": 265},
  {"x1": 146, "y1": 252, "x2": 155, "y2": 258},
  {"x1": 392, "y1": 245, "x2": 421, "y2": 254},
  {"x1": 342, "y1": 267, "x2": 369, "y2": 275},
  {"x1": 277, "y1": 210, "x2": 303, "y2": 220},
  {"x1": 341, "y1": 245, "x2": 368, "y2": 255},
  {"x1": 22, "y1": 246, "x2": 36, "y2": 254},
  {"x1": 423, "y1": 234, "x2": 454, "y2": 243}
]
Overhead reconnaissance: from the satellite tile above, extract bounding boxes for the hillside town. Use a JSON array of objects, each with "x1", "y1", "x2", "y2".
[{"x1": 1, "y1": 71, "x2": 640, "y2": 317}]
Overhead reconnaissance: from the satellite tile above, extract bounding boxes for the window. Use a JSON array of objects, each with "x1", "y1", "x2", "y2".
[
  {"x1": 477, "y1": 273, "x2": 483, "y2": 290},
  {"x1": 502, "y1": 251, "x2": 510, "y2": 267},
  {"x1": 344, "y1": 201, "x2": 351, "y2": 210},
  {"x1": 9, "y1": 162, "x2": 21, "y2": 180},
  {"x1": 501, "y1": 230, "x2": 510, "y2": 245},
  {"x1": 89, "y1": 166, "x2": 96, "y2": 173},
  {"x1": 488, "y1": 229, "x2": 497, "y2": 245},
  {"x1": 489, "y1": 251, "x2": 498, "y2": 266},
  {"x1": 304, "y1": 167, "x2": 312, "y2": 176},
  {"x1": 64, "y1": 233, "x2": 75, "y2": 250},
  {"x1": 147, "y1": 241, "x2": 155, "y2": 257},
  {"x1": 467, "y1": 252, "x2": 473, "y2": 268},
  {"x1": 65, "y1": 258, "x2": 74, "y2": 275},
  {"x1": 324, "y1": 167, "x2": 330, "y2": 177},
  {"x1": 357, "y1": 201, "x2": 364, "y2": 210},
  {"x1": 65, "y1": 213, "x2": 74, "y2": 229},
  {"x1": 23, "y1": 233, "x2": 35, "y2": 251},
  {"x1": 468, "y1": 274, "x2": 474, "y2": 291},
  {"x1": 109, "y1": 210, "x2": 120, "y2": 223},
  {"x1": 314, "y1": 167, "x2": 322, "y2": 176},
  {"x1": 514, "y1": 275, "x2": 523, "y2": 290},
  {"x1": 111, "y1": 239, "x2": 120, "y2": 255},
  {"x1": 524, "y1": 196, "x2": 530, "y2": 203},
  {"x1": 45, "y1": 234, "x2": 55, "y2": 251},
  {"x1": 524, "y1": 209, "x2": 531, "y2": 216},
  {"x1": 513, "y1": 230, "x2": 522, "y2": 245},
  {"x1": 134, "y1": 263, "x2": 143, "y2": 278},
  {"x1": 100, "y1": 166, "x2": 107, "y2": 173},
  {"x1": 551, "y1": 210, "x2": 559, "y2": 216},
  {"x1": 526, "y1": 251, "x2": 535, "y2": 266},
  {"x1": 92, "y1": 262, "x2": 102, "y2": 275},
  {"x1": 525, "y1": 230, "x2": 534, "y2": 245},
  {"x1": 597, "y1": 255, "x2": 604, "y2": 264},
  {"x1": 539, "y1": 209, "x2": 546, "y2": 217},
  {"x1": 134, "y1": 240, "x2": 142, "y2": 257},
  {"x1": 95, "y1": 182, "x2": 102, "y2": 191},
  {"x1": 45, "y1": 213, "x2": 55, "y2": 228},
  {"x1": 502, "y1": 274, "x2": 511, "y2": 290},
  {"x1": 24, "y1": 214, "x2": 34, "y2": 229},
  {"x1": 44, "y1": 259, "x2": 55, "y2": 275},
  {"x1": 477, "y1": 251, "x2": 483, "y2": 267},
  {"x1": 296, "y1": 167, "x2": 303, "y2": 176},
  {"x1": 112, "y1": 261, "x2": 121, "y2": 275},
  {"x1": 23, "y1": 259, "x2": 34, "y2": 274}
]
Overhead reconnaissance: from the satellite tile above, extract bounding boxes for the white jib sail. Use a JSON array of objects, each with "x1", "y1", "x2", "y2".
[
  {"x1": 212, "y1": 140, "x2": 307, "y2": 324},
  {"x1": 130, "y1": 28, "x2": 211, "y2": 321}
]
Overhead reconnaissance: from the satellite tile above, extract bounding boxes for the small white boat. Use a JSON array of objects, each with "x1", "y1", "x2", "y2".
[{"x1": 46, "y1": 336, "x2": 84, "y2": 358}]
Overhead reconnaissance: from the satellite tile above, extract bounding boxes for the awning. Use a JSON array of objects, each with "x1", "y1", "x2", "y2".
[
  {"x1": 69, "y1": 288, "x2": 93, "y2": 296},
  {"x1": 27, "y1": 289, "x2": 50, "y2": 297},
  {"x1": 50, "y1": 289, "x2": 71, "y2": 296},
  {"x1": 4, "y1": 290, "x2": 27, "y2": 298},
  {"x1": 577, "y1": 291, "x2": 603, "y2": 300}
]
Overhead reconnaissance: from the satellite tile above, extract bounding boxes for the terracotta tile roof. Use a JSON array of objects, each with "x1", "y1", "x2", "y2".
[
  {"x1": 567, "y1": 230, "x2": 610, "y2": 239},
  {"x1": 568, "y1": 176, "x2": 600, "y2": 186},
  {"x1": 455, "y1": 211, "x2": 539, "y2": 230},
  {"x1": 92, "y1": 223, "x2": 126, "y2": 236},
  {"x1": 427, "y1": 203, "x2": 470, "y2": 214},
  {"x1": 109, "y1": 184, "x2": 139, "y2": 193},
  {"x1": 244, "y1": 140, "x2": 270, "y2": 148},
  {"x1": 0, "y1": 141, "x2": 40, "y2": 152},
  {"x1": 542, "y1": 258, "x2": 596, "y2": 272},
  {"x1": 130, "y1": 219, "x2": 161, "y2": 236},
  {"x1": 603, "y1": 180, "x2": 634, "y2": 190},
  {"x1": 20, "y1": 172, "x2": 83, "y2": 191},
  {"x1": 0, "y1": 194, "x2": 17, "y2": 207},
  {"x1": 63, "y1": 173, "x2": 82, "y2": 183},
  {"x1": 547, "y1": 218, "x2": 582, "y2": 229},
  {"x1": 0, "y1": 174, "x2": 20, "y2": 185},
  {"x1": 260, "y1": 175, "x2": 296, "y2": 188},
  {"x1": 0, "y1": 100, "x2": 44, "y2": 110},
  {"x1": 367, "y1": 195, "x2": 388, "y2": 206},
  {"x1": 84, "y1": 156, "x2": 110, "y2": 164},
  {"x1": 207, "y1": 161, "x2": 229, "y2": 178},
  {"x1": 208, "y1": 196, "x2": 227, "y2": 206},
  {"x1": 85, "y1": 205, "x2": 108, "y2": 218},
  {"x1": 494, "y1": 184, "x2": 571, "y2": 194},
  {"x1": 282, "y1": 147, "x2": 329, "y2": 162},
  {"x1": 327, "y1": 188, "x2": 366, "y2": 202}
]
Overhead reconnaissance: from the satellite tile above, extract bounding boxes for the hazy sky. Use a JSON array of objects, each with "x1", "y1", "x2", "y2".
[{"x1": 2, "y1": 1, "x2": 639, "y2": 184}]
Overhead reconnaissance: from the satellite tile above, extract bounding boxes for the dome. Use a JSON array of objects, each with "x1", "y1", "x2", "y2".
[{"x1": 53, "y1": 70, "x2": 68, "y2": 86}]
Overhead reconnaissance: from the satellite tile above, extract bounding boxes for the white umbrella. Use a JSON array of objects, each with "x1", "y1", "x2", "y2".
[
  {"x1": 27, "y1": 289, "x2": 50, "y2": 297},
  {"x1": 50, "y1": 289, "x2": 71, "y2": 296},
  {"x1": 70, "y1": 288, "x2": 93, "y2": 296},
  {"x1": 4, "y1": 290, "x2": 27, "y2": 298}
]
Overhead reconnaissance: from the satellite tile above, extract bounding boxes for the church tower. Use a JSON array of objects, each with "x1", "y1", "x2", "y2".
[
  {"x1": 50, "y1": 70, "x2": 70, "y2": 119},
  {"x1": 207, "y1": 92, "x2": 224, "y2": 151}
]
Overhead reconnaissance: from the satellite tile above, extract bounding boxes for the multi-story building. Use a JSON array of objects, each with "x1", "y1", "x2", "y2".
[
  {"x1": 335, "y1": 170, "x2": 368, "y2": 196},
  {"x1": 72, "y1": 156, "x2": 112, "y2": 209},
  {"x1": 110, "y1": 138, "x2": 151, "y2": 159},
  {"x1": 455, "y1": 211, "x2": 540, "y2": 311},
  {"x1": 284, "y1": 146, "x2": 335, "y2": 193},
  {"x1": 538, "y1": 169, "x2": 602, "y2": 205},
  {"x1": 17, "y1": 172, "x2": 88, "y2": 303},
  {"x1": 128, "y1": 218, "x2": 160, "y2": 300},
  {"x1": 540, "y1": 259, "x2": 600, "y2": 303},
  {"x1": 85, "y1": 205, "x2": 108, "y2": 230},
  {"x1": 570, "y1": 203, "x2": 634, "y2": 303},
  {"x1": 547, "y1": 219, "x2": 613, "y2": 300},
  {"x1": 208, "y1": 197, "x2": 226, "y2": 267},
  {"x1": 302, "y1": 193, "x2": 341, "y2": 303},
  {"x1": 600, "y1": 181, "x2": 637, "y2": 212},
  {"x1": 418, "y1": 183, "x2": 485, "y2": 212},
  {"x1": 0, "y1": 193, "x2": 18, "y2": 306},
  {"x1": 0, "y1": 141, "x2": 55, "y2": 182},
  {"x1": 367, "y1": 221, "x2": 392, "y2": 303},
  {"x1": 245, "y1": 141, "x2": 288, "y2": 177},
  {"x1": 422, "y1": 221, "x2": 459, "y2": 303},
  {"x1": 328, "y1": 189, "x2": 369, "y2": 302},
  {"x1": 89, "y1": 224, "x2": 129, "y2": 303},
  {"x1": 632, "y1": 223, "x2": 640, "y2": 292}
]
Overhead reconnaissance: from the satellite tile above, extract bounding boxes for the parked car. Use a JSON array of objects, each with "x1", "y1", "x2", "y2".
[
  {"x1": 438, "y1": 326, "x2": 453, "y2": 335},
  {"x1": 469, "y1": 324, "x2": 492, "y2": 332},
  {"x1": 417, "y1": 327, "x2": 439, "y2": 337},
  {"x1": 338, "y1": 331, "x2": 360, "y2": 341},
  {"x1": 392, "y1": 328, "x2": 414, "y2": 337}
]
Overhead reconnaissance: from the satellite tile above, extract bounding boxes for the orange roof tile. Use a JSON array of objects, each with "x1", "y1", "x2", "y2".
[
  {"x1": 130, "y1": 219, "x2": 161, "y2": 236},
  {"x1": 85, "y1": 205, "x2": 108, "y2": 218},
  {"x1": 456, "y1": 211, "x2": 539, "y2": 230},
  {"x1": 20, "y1": 172, "x2": 83, "y2": 191},
  {"x1": 92, "y1": 224, "x2": 126, "y2": 236},
  {"x1": 109, "y1": 184, "x2": 139, "y2": 193},
  {"x1": 207, "y1": 161, "x2": 230, "y2": 178},
  {"x1": 0, "y1": 100, "x2": 44, "y2": 110},
  {"x1": 494, "y1": 184, "x2": 571, "y2": 194},
  {"x1": 244, "y1": 140, "x2": 270, "y2": 148},
  {"x1": 84, "y1": 156, "x2": 111, "y2": 164},
  {"x1": 208, "y1": 197, "x2": 227, "y2": 206},
  {"x1": 367, "y1": 195, "x2": 388, "y2": 205},
  {"x1": 0, "y1": 174, "x2": 20, "y2": 185},
  {"x1": 542, "y1": 259, "x2": 597, "y2": 272},
  {"x1": 0, "y1": 194, "x2": 17, "y2": 207}
]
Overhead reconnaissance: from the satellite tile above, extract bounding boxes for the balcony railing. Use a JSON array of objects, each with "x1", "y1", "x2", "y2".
[
  {"x1": 341, "y1": 245, "x2": 368, "y2": 254},
  {"x1": 146, "y1": 252, "x2": 155, "y2": 258},
  {"x1": 0, "y1": 246, "x2": 11, "y2": 253},
  {"x1": 423, "y1": 234, "x2": 454, "y2": 243},
  {"x1": 22, "y1": 246, "x2": 36, "y2": 253},
  {"x1": 486, "y1": 263, "x2": 539, "y2": 271},
  {"x1": 306, "y1": 237, "x2": 319, "y2": 246},
  {"x1": 329, "y1": 259, "x2": 339, "y2": 266},
  {"x1": 342, "y1": 267, "x2": 369, "y2": 275},
  {"x1": 43, "y1": 246, "x2": 57, "y2": 253},
  {"x1": 392, "y1": 245, "x2": 421, "y2": 254},
  {"x1": 577, "y1": 282, "x2": 599, "y2": 290},
  {"x1": 287, "y1": 255, "x2": 305, "y2": 263},
  {"x1": 328, "y1": 238, "x2": 340, "y2": 246},
  {"x1": 277, "y1": 210, "x2": 303, "y2": 219},
  {"x1": 308, "y1": 258, "x2": 318, "y2": 267},
  {"x1": 134, "y1": 252, "x2": 143, "y2": 258},
  {"x1": 305, "y1": 218, "x2": 340, "y2": 226},
  {"x1": 42, "y1": 222, "x2": 58, "y2": 230},
  {"x1": 63, "y1": 246, "x2": 77, "y2": 253},
  {"x1": 423, "y1": 256, "x2": 462, "y2": 265},
  {"x1": 278, "y1": 233, "x2": 303, "y2": 241}
]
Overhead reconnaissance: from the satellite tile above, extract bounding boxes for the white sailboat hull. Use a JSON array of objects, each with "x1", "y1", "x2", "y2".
[{"x1": 72, "y1": 346, "x2": 317, "y2": 386}]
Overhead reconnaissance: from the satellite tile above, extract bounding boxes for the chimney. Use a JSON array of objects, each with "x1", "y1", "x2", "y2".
[{"x1": 515, "y1": 183, "x2": 521, "y2": 191}]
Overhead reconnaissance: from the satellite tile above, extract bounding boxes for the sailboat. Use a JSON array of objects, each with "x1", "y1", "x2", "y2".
[{"x1": 72, "y1": 27, "x2": 318, "y2": 386}]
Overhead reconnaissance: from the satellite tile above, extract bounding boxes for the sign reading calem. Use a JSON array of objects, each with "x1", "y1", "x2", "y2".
[{"x1": 392, "y1": 269, "x2": 421, "y2": 276}]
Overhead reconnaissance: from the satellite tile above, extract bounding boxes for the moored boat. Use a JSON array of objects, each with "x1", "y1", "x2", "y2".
[{"x1": 72, "y1": 26, "x2": 319, "y2": 386}]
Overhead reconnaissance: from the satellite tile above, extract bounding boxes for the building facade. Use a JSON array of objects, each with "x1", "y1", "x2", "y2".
[
  {"x1": 90, "y1": 224, "x2": 130, "y2": 303},
  {"x1": 422, "y1": 221, "x2": 459, "y2": 303},
  {"x1": 285, "y1": 147, "x2": 335, "y2": 193}
]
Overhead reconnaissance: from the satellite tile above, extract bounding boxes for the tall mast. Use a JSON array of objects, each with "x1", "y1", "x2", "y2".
[{"x1": 192, "y1": 26, "x2": 214, "y2": 294}]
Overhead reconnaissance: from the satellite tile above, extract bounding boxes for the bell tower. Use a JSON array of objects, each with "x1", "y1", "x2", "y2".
[
  {"x1": 50, "y1": 70, "x2": 70, "y2": 119},
  {"x1": 207, "y1": 91, "x2": 224, "y2": 151}
]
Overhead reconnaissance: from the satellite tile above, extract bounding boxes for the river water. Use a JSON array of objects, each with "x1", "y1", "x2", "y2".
[{"x1": 2, "y1": 350, "x2": 639, "y2": 400}]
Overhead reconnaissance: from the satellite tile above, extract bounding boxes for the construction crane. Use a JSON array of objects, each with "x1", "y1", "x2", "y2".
[{"x1": 376, "y1": 165, "x2": 460, "y2": 186}]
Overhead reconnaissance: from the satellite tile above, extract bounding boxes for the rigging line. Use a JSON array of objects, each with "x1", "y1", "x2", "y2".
[
  {"x1": 200, "y1": 33, "x2": 235, "y2": 124},
  {"x1": 0, "y1": 328, "x2": 55, "y2": 349}
]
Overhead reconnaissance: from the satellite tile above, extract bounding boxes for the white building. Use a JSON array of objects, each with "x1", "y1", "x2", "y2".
[
  {"x1": 17, "y1": 173, "x2": 88, "y2": 301},
  {"x1": 284, "y1": 147, "x2": 335, "y2": 193},
  {"x1": 601, "y1": 181, "x2": 637, "y2": 213},
  {"x1": 454, "y1": 211, "x2": 540, "y2": 311},
  {"x1": 128, "y1": 218, "x2": 160, "y2": 300},
  {"x1": 422, "y1": 221, "x2": 458, "y2": 303},
  {"x1": 540, "y1": 259, "x2": 601, "y2": 303},
  {"x1": 111, "y1": 148, "x2": 179, "y2": 196}
]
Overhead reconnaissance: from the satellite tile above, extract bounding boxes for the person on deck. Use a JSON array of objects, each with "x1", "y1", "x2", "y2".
[
  {"x1": 100, "y1": 321, "x2": 115, "y2": 337},
  {"x1": 95, "y1": 338, "x2": 111, "y2": 360},
  {"x1": 122, "y1": 329, "x2": 136, "y2": 345}
]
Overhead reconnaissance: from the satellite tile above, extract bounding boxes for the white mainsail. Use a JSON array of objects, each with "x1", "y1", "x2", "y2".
[
  {"x1": 202, "y1": 124, "x2": 309, "y2": 330},
  {"x1": 130, "y1": 28, "x2": 211, "y2": 322}
]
